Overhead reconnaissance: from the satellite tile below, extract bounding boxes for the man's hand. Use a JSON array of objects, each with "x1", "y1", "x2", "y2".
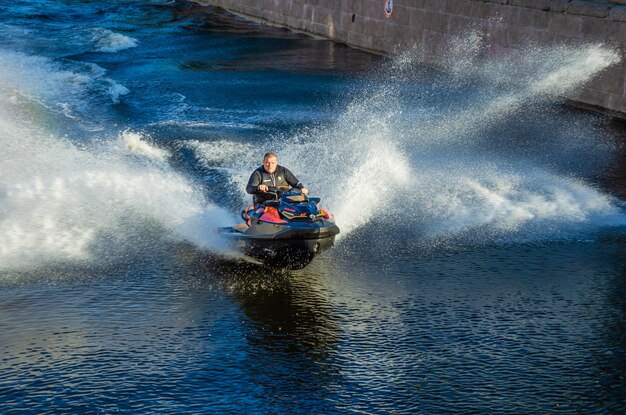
[
  {"x1": 301, "y1": 188, "x2": 309, "y2": 195},
  {"x1": 258, "y1": 184, "x2": 269, "y2": 192}
]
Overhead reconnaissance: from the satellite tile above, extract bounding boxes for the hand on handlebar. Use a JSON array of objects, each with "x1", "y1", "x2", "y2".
[{"x1": 259, "y1": 185, "x2": 308, "y2": 195}]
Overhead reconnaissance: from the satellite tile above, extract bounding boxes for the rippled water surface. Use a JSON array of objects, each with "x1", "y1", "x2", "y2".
[{"x1": 1, "y1": 1, "x2": 626, "y2": 413}]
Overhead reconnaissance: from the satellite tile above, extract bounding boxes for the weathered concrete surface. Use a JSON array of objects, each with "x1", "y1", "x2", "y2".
[{"x1": 193, "y1": 0, "x2": 626, "y2": 117}]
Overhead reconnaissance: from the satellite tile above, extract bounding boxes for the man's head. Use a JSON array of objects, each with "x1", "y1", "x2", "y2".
[{"x1": 263, "y1": 152, "x2": 278, "y2": 174}]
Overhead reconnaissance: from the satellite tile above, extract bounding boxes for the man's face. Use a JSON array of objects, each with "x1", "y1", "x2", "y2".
[{"x1": 263, "y1": 156, "x2": 277, "y2": 174}]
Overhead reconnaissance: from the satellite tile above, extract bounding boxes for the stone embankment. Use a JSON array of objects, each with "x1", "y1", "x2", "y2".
[{"x1": 194, "y1": 0, "x2": 626, "y2": 117}]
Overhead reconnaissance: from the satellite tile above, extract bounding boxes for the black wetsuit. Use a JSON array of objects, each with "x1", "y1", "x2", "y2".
[{"x1": 246, "y1": 165, "x2": 304, "y2": 205}]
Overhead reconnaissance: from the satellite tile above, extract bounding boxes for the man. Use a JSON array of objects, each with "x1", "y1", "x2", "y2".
[{"x1": 246, "y1": 152, "x2": 308, "y2": 205}]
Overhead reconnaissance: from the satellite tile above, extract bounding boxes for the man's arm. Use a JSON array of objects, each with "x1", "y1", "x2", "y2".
[
  {"x1": 246, "y1": 170, "x2": 262, "y2": 194},
  {"x1": 283, "y1": 167, "x2": 304, "y2": 190},
  {"x1": 283, "y1": 167, "x2": 308, "y2": 194}
]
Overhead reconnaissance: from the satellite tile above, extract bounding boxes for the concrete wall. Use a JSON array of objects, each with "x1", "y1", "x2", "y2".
[{"x1": 194, "y1": 0, "x2": 626, "y2": 117}]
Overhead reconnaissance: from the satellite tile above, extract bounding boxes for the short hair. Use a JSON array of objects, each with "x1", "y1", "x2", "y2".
[{"x1": 263, "y1": 151, "x2": 278, "y2": 160}]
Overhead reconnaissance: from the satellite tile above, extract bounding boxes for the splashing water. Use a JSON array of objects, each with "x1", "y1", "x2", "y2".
[
  {"x1": 0, "y1": 57, "x2": 236, "y2": 271},
  {"x1": 92, "y1": 28, "x2": 139, "y2": 53},
  {"x1": 190, "y1": 36, "x2": 626, "y2": 244},
  {"x1": 1, "y1": 29, "x2": 625, "y2": 271}
]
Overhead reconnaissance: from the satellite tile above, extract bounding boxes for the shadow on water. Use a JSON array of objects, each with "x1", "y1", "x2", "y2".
[
  {"x1": 168, "y1": 245, "x2": 346, "y2": 412},
  {"x1": 177, "y1": 245, "x2": 342, "y2": 352}
]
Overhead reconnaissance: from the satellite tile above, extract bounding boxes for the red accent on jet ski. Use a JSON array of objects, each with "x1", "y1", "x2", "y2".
[
  {"x1": 259, "y1": 206, "x2": 288, "y2": 223},
  {"x1": 321, "y1": 209, "x2": 333, "y2": 220}
]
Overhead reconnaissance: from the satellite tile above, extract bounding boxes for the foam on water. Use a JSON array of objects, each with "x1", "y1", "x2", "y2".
[
  {"x1": 0, "y1": 49, "x2": 130, "y2": 130},
  {"x1": 122, "y1": 130, "x2": 171, "y2": 163},
  {"x1": 92, "y1": 28, "x2": 139, "y2": 53},
  {"x1": 190, "y1": 37, "x2": 626, "y2": 245},
  {"x1": 0, "y1": 59, "x2": 236, "y2": 271}
]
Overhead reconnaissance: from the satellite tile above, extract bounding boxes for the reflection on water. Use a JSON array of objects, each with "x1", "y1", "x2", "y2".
[{"x1": 1, "y1": 238, "x2": 626, "y2": 413}]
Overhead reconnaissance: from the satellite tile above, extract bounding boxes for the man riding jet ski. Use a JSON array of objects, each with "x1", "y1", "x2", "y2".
[{"x1": 219, "y1": 152, "x2": 339, "y2": 269}]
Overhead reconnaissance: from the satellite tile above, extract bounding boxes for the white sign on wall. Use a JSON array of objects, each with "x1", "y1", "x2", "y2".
[{"x1": 384, "y1": 0, "x2": 393, "y2": 18}]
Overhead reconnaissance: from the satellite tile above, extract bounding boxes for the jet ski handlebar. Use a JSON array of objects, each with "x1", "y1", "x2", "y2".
[
  {"x1": 265, "y1": 186, "x2": 299, "y2": 199},
  {"x1": 263, "y1": 186, "x2": 319, "y2": 205}
]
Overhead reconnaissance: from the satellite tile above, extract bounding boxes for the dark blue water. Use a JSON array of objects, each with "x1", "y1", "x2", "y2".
[{"x1": 1, "y1": 1, "x2": 626, "y2": 413}]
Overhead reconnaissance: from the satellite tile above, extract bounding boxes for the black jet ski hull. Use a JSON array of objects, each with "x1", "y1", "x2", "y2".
[
  {"x1": 221, "y1": 222, "x2": 340, "y2": 270},
  {"x1": 242, "y1": 235, "x2": 336, "y2": 269}
]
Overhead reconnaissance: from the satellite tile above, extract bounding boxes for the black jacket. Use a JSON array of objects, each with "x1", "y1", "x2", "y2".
[{"x1": 246, "y1": 165, "x2": 304, "y2": 204}]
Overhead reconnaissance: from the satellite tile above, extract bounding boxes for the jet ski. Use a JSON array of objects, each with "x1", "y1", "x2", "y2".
[{"x1": 219, "y1": 186, "x2": 340, "y2": 269}]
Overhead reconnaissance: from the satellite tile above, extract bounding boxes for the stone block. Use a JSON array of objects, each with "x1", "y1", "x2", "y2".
[
  {"x1": 286, "y1": 16, "x2": 304, "y2": 30},
  {"x1": 444, "y1": 0, "x2": 474, "y2": 16},
  {"x1": 575, "y1": 87, "x2": 610, "y2": 108},
  {"x1": 509, "y1": 0, "x2": 551, "y2": 10},
  {"x1": 290, "y1": 1, "x2": 305, "y2": 19},
  {"x1": 550, "y1": 32, "x2": 582, "y2": 45},
  {"x1": 312, "y1": 7, "x2": 332, "y2": 24},
  {"x1": 448, "y1": 14, "x2": 475, "y2": 35},
  {"x1": 340, "y1": 0, "x2": 362, "y2": 14},
  {"x1": 303, "y1": 4, "x2": 313, "y2": 20},
  {"x1": 359, "y1": 33, "x2": 374, "y2": 49},
  {"x1": 370, "y1": 35, "x2": 386, "y2": 50},
  {"x1": 383, "y1": 22, "x2": 402, "y2": 42},
  {"x1": 276, "y1": 0, "x2": 290, "y2": 14},
  {"x1": 517, "y1": 7, "x2": 552, "y2": 29},
  {"x1": 333, "y1": 26, "x2": 349, "y2": 38},
  {"x1": 404, "y1": 28, "x2": 423, "y2": 47},
  {"x1": 580, "y1": 15, "x2": 608, "y2": 39},
  {"x1": 328, "y1": 8, "x2": 342, "y2": 24},
  {"x1": 276, "y1": 12, "x2": 288, "y2": 24},
  {"x1": 499, "y1": 5, "x2": 521, "y2": 25},
  {"x1": 387, "y1": 4, "x2": 412, "y2": 27},
  {"x1": 422, "y1": 11, "x2": 450, "y2": 33},
  {"x1": 470, "y1": 1, "x2": 500, "y2": 19},
  {"x1": 308, "y1": 21, "x2": 326, "y2": 36},
  {"x1": 485, "y1": 0, "x2": 508, "y2": 4},
  {"x1": 487, "y1": 25, "x2": 510, "y2": 46},
  {"x1": 506, "y1": 26, "x2": 533, "y2": 46},
  {"x1": 318, "y1": 0, "x2": 337, "y2": 9},
  {"x1": 261, "y1": 0, "x2": 273, "y2": 11},
  {"x1": 365, "y1": 17, "x2": 386, "y2": 38},
  {"x1": 422, "y1": 29, "x2": 448, "y2": 63},
  {"x1": 527, "y1": 27, "x2": 553, "y2": 43},
  {"x1": 406, "y1": 27, "x2": 424, "y2": 45},
  {"x1": 588, "y1": 65, "x2": 625, "y2": 92},
  {"x1": 394, "y1": 26, "x2": 421, "y2": 44},
  {"x1": 339, "y1": 11, "x2": 354, "y2": 30},
  {"x1": 350, "y1": 13, "x2": 368, "y2": 34},
  {"x1": 301, "y1": 18, "x2": 314, "y2": 32},
  {"x1": 423, "y1": 0, "x2": 447, "y2": 13},
  {"x1": 606, "y1": 20, "x2": 626, "y2": 41},
  {"x1": 566, "y1": 1, "x2": 611, "y2": 18},
  {"x1": 550, "y1": 13, "x2": 582, "y2": 36},
  {"x1": 504, "y1": 26, "x2": 521, "y2": 46},
  {"x1": 550, "y1": 0, "x2": 570, "y2": 13},
  {"x1": 409, "y1": 8, "x2": 428, "y2": 31},
  {"x1": 607, "y1": 93, "x2": 626, "y2": 114},
  {"x1": 610, "y1": 6, "x2": 626, "y2": 22},
  {"x1": 362, "y1": 0, "x2": 383, "y2": 19},
  {"x1": 410, "y1": 0, "x2": 428, "y2": 9},
  {"x1": 260, "y1": 9, "x2": 274, "y2": 20}
]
